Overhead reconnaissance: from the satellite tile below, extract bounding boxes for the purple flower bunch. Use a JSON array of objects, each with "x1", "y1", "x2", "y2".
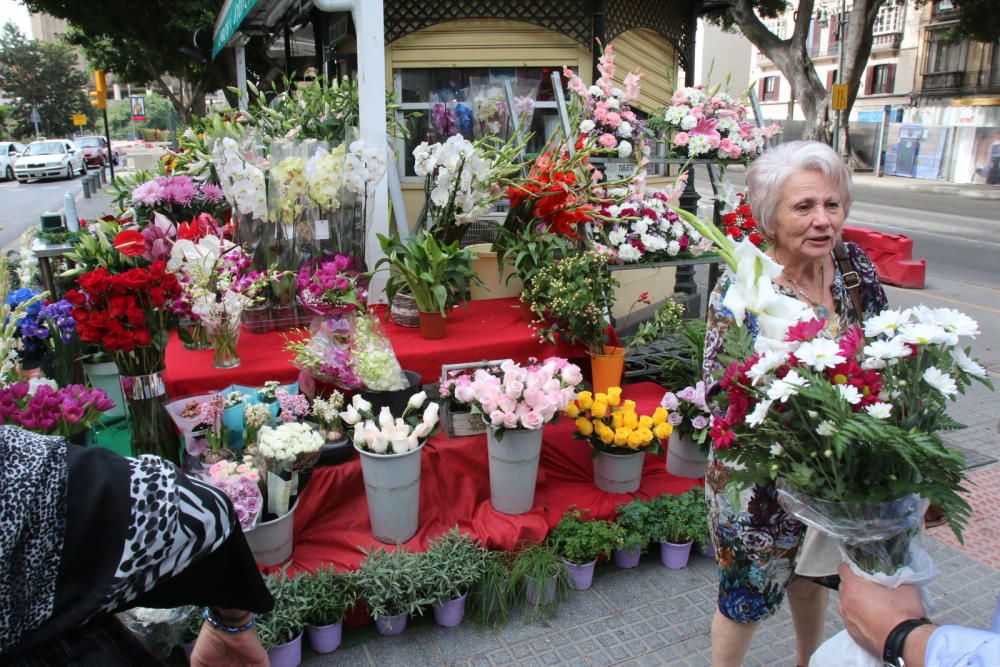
[
  {"x1": 296, "y1": 254, "x2": 366, "y2": 315},
  {"x1": 0, "y1": 382, "x2": 114, "y2": 437},
  {"x1": 8, "y1": 289, "x2": 76, "y2": 358},
  {"x1": 209, "y1": 473, "x2": 263, "y2": 530},
  {"x1": 131, "y1": 176, "x2": 229, "y2": 221},
  {"x1": 275, "y1": 387, "x2": 309, "y2": 423}
]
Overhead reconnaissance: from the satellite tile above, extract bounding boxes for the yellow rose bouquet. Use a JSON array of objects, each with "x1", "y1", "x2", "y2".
[{"x1": 564, "y1": 386, "x2": 673, "y2": 454}]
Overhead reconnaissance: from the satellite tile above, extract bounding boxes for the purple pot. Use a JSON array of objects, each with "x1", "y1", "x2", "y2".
[
  {"x1": 525, "y1": 575, "x2": 556, "y2": 605},
  {"x1": 699, "y1": 541, "x2": 717, "y2": 560},
  {"x1": 306, "y1": 620, "x2": 343, "y2": 654},
  {"x1": 563, "y1": 559, "x2": 597, "y2": 590},
  {"x1": 432, "y1": 592, "x2": 468, "y2": 627},
  {"x1": 374, "y1": 612, "x2": 408, "y2": 636},
  {"x1": 612, "y1": 546, "x2": 641, "y2": 569},
  {"x1": 267, "y1": 631, "x2": 303, "y2": 667},
  {"x1": 660, "y1": 541, "x2": 693, "y2": 569}
]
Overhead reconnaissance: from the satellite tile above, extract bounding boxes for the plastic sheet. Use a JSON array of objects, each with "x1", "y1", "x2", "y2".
[{"x1": 118, "y1": 606, "x2": 194, "y2": 659}]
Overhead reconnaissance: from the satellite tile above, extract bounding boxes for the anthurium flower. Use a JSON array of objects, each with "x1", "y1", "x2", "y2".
[{"x1": 113, "y1": 230, "x2": 147, "y2": 257}]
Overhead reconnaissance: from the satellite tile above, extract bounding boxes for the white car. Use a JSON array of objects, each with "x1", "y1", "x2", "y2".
[
  {"x1": 14, "y1": 139, "x2": 87, "y2": 182},
  {"x1": 0, "y1": 141, "x2": 25, "y2": 181}
]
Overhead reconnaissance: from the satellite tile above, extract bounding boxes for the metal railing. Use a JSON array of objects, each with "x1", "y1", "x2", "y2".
[
  {"x1": 922, "y1": 69, "x2": 1000, "y2": 93},
  {"x1": 872, "y1": 32, "x2": 903, "y2": 51}
]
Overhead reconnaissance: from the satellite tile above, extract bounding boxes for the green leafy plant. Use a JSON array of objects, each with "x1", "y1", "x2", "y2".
[
  {"x1": 615, "y1": 497, "x2": 656, "y2": 552},
  {"x1": 506, "y1": 542, "x2": 568, "y2": 617},
  {"x1": 647, "y1": 490, "x2": 708, "y2": 545},
  {"x1": 419, "y1": 528, "x2": 486, "y2": 604},
  {"x1": 375, "y1": 231, "x2": 480, "y2": 315},
  {"x1": 467, "y1": 550, "x2": 513, "y2": 628},
  {"x1": 646, "y1": 318, "x2": 708, "y2": 391},
  {"x1": 628, "y1": 299, "x2": 687, "y2": 348},
  {"x1": 492, "y1": 222, "x2": 570, "y2": 293},
  {"x1": 549, "y1": 507, "x2": 625, "y2": 565},
  {"x1": 524, "y1": 250, "x2": 619, "y2": 355},
  {"x1": 254, "y1": 571, "x2": 309, "y2": 650},
  {"x1": 356, "y1": 546, "x2": 434, "y2": 619},
  {"x1": 301, "y1": 566, "x2": 357, "y2": 628}
]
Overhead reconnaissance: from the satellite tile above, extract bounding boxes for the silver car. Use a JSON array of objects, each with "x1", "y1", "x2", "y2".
[
  {"x1": 14, "y1": 139, "x2": 87, "y2": 182},
  {"x1": 0, "y1": 141, "x2": 26, "y2": 181}
]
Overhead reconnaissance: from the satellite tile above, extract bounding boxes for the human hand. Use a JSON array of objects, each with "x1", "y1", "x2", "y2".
[
  {"x1": 189, "y1": 621, "x2": 269, "y2": 667},
  {"x1": 836, "y1": 562, "x2": 927, "y2": 656}
]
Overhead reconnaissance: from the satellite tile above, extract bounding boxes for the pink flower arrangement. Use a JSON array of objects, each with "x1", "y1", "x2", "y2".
[
  {"x1": 562, "y1": 44, "x2": 646, "y2": 162},
  {"x1": 197, "y1": 394, "x2": 226, "y2": 450},
  {"x1": 296, "y1": 254, "x2": 367, "y2": 317},
  {"x1": 659, "y1": 85, "x2": 780, "y2": 161},
  {"x1": 0, "y1": 382, "x2": 114, "y2": 437},
  {"x1": 450, "y1": 358, "x2": 583, "y2": 433},
  {"x1": 206, "y1": 459, "x2": 263, "y2": 530},
  {"x1": 596, "y1": 191, "x2": 715, "y2": 263},
  {"x1": 275, "y1": 387, "x2": 309, "y2": 423}
]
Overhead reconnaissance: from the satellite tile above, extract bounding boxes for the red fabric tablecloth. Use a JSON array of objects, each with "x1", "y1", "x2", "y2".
[
  {"x1": 162, "y1": 298, "x2": 583, "y2": 397},
  {"x1": 286, "y1": 381, "x2": 702, "y2": 574}
]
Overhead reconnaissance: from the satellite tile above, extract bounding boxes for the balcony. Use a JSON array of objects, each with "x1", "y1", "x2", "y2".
[
  {"x1": 871, "y1": 32, "x2": 903, "y2": 51},
  {"x1": 921, "y1": 69, "x2": 1000, "y2": 95}
]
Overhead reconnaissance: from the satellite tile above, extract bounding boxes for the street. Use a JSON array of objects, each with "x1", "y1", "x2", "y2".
[{"x1": 0, "y1": 175, "x2": 88, "y2": 249}]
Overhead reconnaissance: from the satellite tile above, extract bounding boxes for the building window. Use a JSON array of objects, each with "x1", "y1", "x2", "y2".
[
  {"x1": 873, "y1": 3, "x2": 902, "y2": 34},
  {"x1": 866, "y1": 64, "x2": 896, "y2": 94},
  {"x1": 394, "y1": 66, "x2": 562, "y2": 178},
  {"x1": 763, "y1": 17, "x2": 786, "y2": 39},
  {"x1": 760, "y1": 76, "x2": 780, "y2": 101},
  {"x1": 924, "y1": 31, "x2": 964, "y2": 74},
  {"x1": 933, "y1": 0, "x2": 954, "y2": 14}
]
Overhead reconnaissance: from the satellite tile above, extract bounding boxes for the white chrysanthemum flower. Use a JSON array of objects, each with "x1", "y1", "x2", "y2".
[
  {"x1": 744, "y1": 398, "x2": 773, "y2": 427},
  {"x1": 863, "y1": 338, "x2": 912, "y2": 364},
  {"x1": 632, "y1": 219, "x2": 649, "y2": 235},
  {"x1": 952, "y1": 347, "x2": 987, "y2": 378},
  {"x1": 666, "y1": 240, "x2": 681, "y2": 256},
  {"x1": 608, "y1": 228, "x2": 628, "y2": 246},
  {"x1": 930, "y1": 308, "x2": 980, "y2": 339},
  {"x1": 766, "y1": 370, "x2": 809, "y2": 403},
  {"x1": 617, "y1": 140, "x2": 633, "y2": 159},
  {"x1": 899, "y1": 323, "x2": 951, "y2": 346},
  {"x1": 589, "y1": 85, "x2": 604, "y2": 98},
  {"x1": 769, "y1": 442, "x2": 785, "y2": 456},
  {"x1": 617, "y1": 121, "x2": 633, "y2": 137},
  {"x1": 864, "y1": 402, "x2": 892, "y2": 419},
  {"x1": 680, "y1": 115, "x2": 698, "y2": 131},
  {"x1": 923, "y1": 367, "x2": 958, "y2": 397},
  {"x1": 863, "y1": 309, "x2": 912, "y2": 338},
  {"x1": 747, "y1": 350, "x2": 789, "y2": 385},
  {"x1": 617, "y1": 244, "x2": 642, "y2": 262},
  {"x1": 815, "y1": 420, "x2": 837, "y2": 436},
  {"x1": 579, "y1": 119, "x2": 596, "y2": 133},
  {"x1": 836, "y1": 384, "x2": 862, "y2": 405},
  {"x1": 687, "y1": 134, "x2": 712, "y2": 156},
  {"x1": 795, "y1": 338, "x2": 846, "y2": 371}
]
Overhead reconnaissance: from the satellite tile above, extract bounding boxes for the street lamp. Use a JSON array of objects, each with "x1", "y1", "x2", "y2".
[{"x1": 831, "y1": 0, "x2": 848, "y2": 155}]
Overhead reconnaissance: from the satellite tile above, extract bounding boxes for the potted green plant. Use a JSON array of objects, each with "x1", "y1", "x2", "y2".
[
  {"x1": 549, "y1": 508, "x2": 625, "y2": 590},
  {"x1": 356, "y1": 546, "x2": 432, "y2": 636},
  {"x1": 268, "y1": 268, "x2": 298, "y2": 330},
  {"x1": 302, "y1": 566, "x2": 356, "y2": 654},
  {"x1": 468, "y1": 549, "x2": 513, "y2": 628},
  {"x1": 375, "y1": 231, "x2": 480, "y2": 340},
  {"x1": 419, "y1": 528, "x2": 486, "y2": 627},
  {"x1": 614, "y1": 498, "x2": 656, "y2": 568},
  {"x1": 493, "y1": 223, "x2": 570, "y2": 321},
  {"x1": 255, "y1": 571, "x2": 308, "y2": 667},
  {"x1": 506, "y1": 542, "x2": 568, "y2": 616},
  {"x1": 648, "y1": 489, "x2": 705, "y2": 569}
]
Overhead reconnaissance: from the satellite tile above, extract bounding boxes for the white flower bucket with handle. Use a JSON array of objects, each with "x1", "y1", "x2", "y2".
[
  {"x1": 357, "y1": 442, "x2": 423, "y2": 543},
  {"x1": 666, "y1": 432, "x2": 708, "y2": 479},
  {"x1": 83, "y1": 360, "x2": 126, "y2": 419},
  {"x1": 487, "y1": 426, "x2": 543, "y2": 515},
  {"x1": 593, "y1": 449, "x2": 644, "y2": 493},
  {"x1": 244, "y1": 502, "x2": 295, "y2": 567}
]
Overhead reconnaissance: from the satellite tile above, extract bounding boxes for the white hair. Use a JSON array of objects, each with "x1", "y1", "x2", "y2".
[{"x1": 746, "y1": 140, "x2": 853, "y2": 239}]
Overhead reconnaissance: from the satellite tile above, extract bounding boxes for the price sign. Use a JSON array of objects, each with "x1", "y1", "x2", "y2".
[{"x1": 832, "y1": 84, "x2": 849, "y2": 110}]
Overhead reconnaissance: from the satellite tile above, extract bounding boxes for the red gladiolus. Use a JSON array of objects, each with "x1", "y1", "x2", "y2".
[{"x1": 113, "y1": 230, "x2": 147, "y2": 257}]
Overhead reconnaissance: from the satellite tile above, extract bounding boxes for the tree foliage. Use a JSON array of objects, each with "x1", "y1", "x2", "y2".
[{"x1": 0, "y1": 22, "x2": 89, "y2": 140}]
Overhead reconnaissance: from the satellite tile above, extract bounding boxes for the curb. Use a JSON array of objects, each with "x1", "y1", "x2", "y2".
[{"x1": 851, "y1": 175, "x2": 1000, "y2": 201}]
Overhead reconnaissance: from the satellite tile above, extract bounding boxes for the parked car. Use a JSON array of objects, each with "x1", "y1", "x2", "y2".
[
  {"x1": 75, "y1": 135, "x2": 121, "y2": 168},
  {"x1": 14, "y1": 139, "x2": 87, "y2": 182},
  {"x1": 0, "y1": 141, "x2": 26, "y2": 181}
]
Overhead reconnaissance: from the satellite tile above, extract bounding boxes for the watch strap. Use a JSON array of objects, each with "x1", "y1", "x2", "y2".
[{"x1": 883, "y1": 617, "x2": 932, "y2": 666}]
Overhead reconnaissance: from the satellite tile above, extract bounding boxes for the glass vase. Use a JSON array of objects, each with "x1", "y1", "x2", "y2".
[
  {"x1": 179, "y1": 318, "x2": 212, "y2": 351},
  {"x1": 209, "y1": 322, "x2": 242, "y2": 369},
  {"x1": 120, "y1": 371, "x2": 180, "y2": 464}
]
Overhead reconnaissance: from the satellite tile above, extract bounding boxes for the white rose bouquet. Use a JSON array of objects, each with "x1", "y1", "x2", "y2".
[{"x1": 342, "y1": 391, "x2": 439, "y2": 455}]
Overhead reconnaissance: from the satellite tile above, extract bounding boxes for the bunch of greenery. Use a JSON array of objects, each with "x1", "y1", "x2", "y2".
[
  {"x1": 418, "y1": 528, "x2": 486, "y2": 604},
  {"x1": 643, "y1": 318, "x2": 707, "y2": 391},
  {"x1": 493, "y1": 223, "x2": 570, "y2": 296},
  {"x1": 300, "y1": 566, "x2": 357, "y2": 628},
  {"x1": 356, "y1": 546, "x2": 434, "y2": 619},
  {"x1": 628, "y1": 299, "x2": 686, "y2": 348},
  {"x1": 506, "y1": 541, "x2": 568, "y2": 617},
  {"x1": 549, "y1": 507, "x2": 625, "y2": 565},
  {"x1": 254, "y1": 571, "x2": 309, "y2": 650},
  {"x1": 467, "y1": 550, "x2": 513, "y2": 628},
  {"x1": 647, "y1": 489, "x2": 709, "y2": 545},
  {"x1": 524, "y1": 250, "x2": 619, "y2": 355},
  {"x1": 375, "y1": 231, "x2": 480, "y2": 315},
  {"x1": 615, "y1": 498, "x2": 657, "y2": 552}
]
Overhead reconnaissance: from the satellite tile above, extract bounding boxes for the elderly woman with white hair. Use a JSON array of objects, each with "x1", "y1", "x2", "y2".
[{"x1": 702, "y1": 140, "x2": 887, "y2": 667}]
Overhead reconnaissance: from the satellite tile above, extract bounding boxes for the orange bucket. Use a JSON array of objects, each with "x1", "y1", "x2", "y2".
[{"x1": 590, "y1": 345, "x2": 626, "y2": 395}]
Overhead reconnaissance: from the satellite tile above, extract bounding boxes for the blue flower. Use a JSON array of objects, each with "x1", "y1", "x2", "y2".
[
  {"x1": 6, "y1": 288, "x2": 43, "y2": 316},
  {"x1": 719, "y1": 587, "x2": 768, "y2": 623}
]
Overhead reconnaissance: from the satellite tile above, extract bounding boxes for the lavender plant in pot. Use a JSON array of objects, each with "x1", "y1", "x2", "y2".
[
  {"x1": 302, "y1": 566, "x2": 356, "y2": 654},
  {"x1": 255, "y1": 572, "x2": 308, "y2": 667},
  {"x1": 419, "y1": 528, "x2": 486, "y2": 628},
  {"x1": 613, "y1": 497, "x2": 656, "y2": 568},
  {"x1": 356, "y1": 546, "x2": 432, "y2": 636},
  {"x1": 506, "y1": 542, "x2": 568, "y2": 618},
  {"x1": 549, "y1": 507, "x2": 625, "y2": 591}
]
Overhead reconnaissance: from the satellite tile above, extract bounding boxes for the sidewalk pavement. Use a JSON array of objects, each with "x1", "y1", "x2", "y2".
[{"x1": 851, "y1": 172, "x2": 1000, "y2": 201}]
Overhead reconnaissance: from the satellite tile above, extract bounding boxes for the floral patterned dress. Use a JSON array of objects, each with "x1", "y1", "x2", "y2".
[{"x1": 701, "y1": 242, "x2": 887, "y2": 623}]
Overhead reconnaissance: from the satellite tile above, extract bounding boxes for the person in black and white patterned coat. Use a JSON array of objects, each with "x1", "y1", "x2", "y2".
[{"x1": 0, "y1": 425, "x2": 273, "y2": 666}]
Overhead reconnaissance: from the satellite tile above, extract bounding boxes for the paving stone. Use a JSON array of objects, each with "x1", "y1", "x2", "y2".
[
  {"x1": 485, "y1": 648, "x2": 514, "y2": 665},
  {"x1": 302, "y1": 643, "x2": 373, "y2": 666},
  {"x1": 363, "y1": 631, "x2": 444, "y2": 666},
  {"x1": 425, "y1": 624, "x2": 503, "y2": 664}
]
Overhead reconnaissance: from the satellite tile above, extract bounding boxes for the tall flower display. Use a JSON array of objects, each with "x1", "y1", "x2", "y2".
[{"x1": 595, "y1": 191, "x2": 714, "y2": 263}]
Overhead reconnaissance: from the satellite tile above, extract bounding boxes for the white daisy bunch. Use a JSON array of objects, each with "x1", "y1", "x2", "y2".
[{"x1": 342, "y1": 391, "x2": 439, "y2": 455}]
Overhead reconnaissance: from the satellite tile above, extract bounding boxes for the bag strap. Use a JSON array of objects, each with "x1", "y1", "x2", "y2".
[{"x1": 833, "y1": 240, "x2": 864, "y2": 325}]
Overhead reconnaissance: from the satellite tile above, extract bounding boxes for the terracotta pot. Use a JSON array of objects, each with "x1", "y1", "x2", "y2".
[
  {"x1": 519, "y1": 299, "x2": 534, "y2": 323},
  {"x1": 589, "y1": 345, "x2": 626, "y2": 396},
  {"x1": 418, "y1": 310, "x2": 446, "y2": 340}
]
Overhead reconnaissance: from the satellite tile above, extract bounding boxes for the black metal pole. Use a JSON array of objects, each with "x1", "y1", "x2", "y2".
[
  {"x1": 675, "y1": 10, "x2": 700, "y2": 315},
  {"x1": 592, "y1": 0, "x2": 606, "y2": 80},
  {"x1": 284, "y1": 25, "x2": 293, "y2": 76},
  {"x1": 102, "y1": 106, "x2": 114, "y2": 181}
]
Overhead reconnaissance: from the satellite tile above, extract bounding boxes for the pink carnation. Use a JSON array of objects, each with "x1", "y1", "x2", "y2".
[
  {"x1": 673, "y1": 132, "x2": 690, "y2": 146},
  {"x1": 598, "y1": 133, "x2": 618, "y2": 148}
]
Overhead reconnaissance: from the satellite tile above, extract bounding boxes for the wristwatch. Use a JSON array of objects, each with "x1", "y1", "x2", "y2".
[{"x1": 882, "y1": 617, "x2": 932, "y2": 667}]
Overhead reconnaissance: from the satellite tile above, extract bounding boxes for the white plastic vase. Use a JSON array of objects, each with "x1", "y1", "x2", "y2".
[
  {"x1": 593, "y1": 449, "x2": 644, "y2": 493},
  {"x1": 487, "y1": 427, "x2": 543, "y2": 515},
  {"x1": 666, "y1": 432, "x2": 708, "y2": 478},
  {"x1": 357, "y1": 442, "x2": 423, "y2": 543}
]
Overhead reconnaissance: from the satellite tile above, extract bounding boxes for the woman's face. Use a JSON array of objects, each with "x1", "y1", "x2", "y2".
[{"x1": 771, "y1": 170, "x2": 846, "y2": 263}]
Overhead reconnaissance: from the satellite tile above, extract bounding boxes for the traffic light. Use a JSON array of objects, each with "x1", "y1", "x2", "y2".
[{"x1": 90, "y1": 70, "x2": 107, "y2": 109}]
